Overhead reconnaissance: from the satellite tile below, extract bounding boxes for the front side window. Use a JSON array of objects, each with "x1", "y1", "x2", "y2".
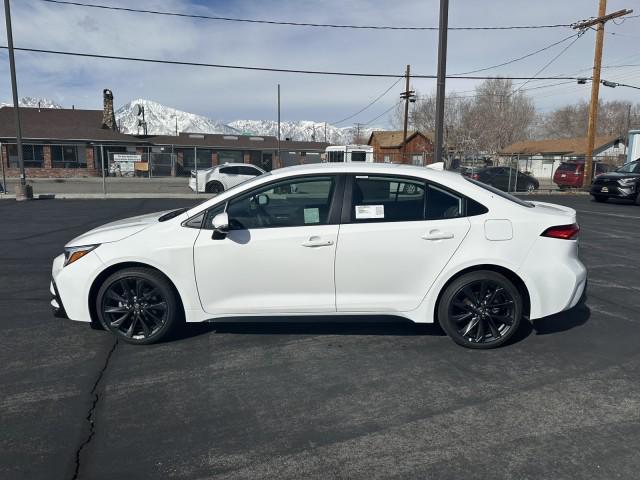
[
  {"x1": 351, "y1": 176, "x2": 425, "y2": 223},
  {"x1": 226, "y1": 176, "x2": 336, "y2": 230},
  {"x1": 617, "y1": 161, "x2": 640, "y2": 173}
]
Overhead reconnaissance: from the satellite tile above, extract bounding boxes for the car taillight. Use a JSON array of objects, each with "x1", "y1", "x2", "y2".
[{"x1": 541, "y1": 223, "x2": 580, "y2": 240}]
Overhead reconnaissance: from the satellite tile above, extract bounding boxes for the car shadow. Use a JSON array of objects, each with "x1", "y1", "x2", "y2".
[
  {"x1": 173, "y1": 315, "x2": 447, "y2": 341},
  {"x1": 531, "y1": 301, "x2": 591, "y2": 335}
]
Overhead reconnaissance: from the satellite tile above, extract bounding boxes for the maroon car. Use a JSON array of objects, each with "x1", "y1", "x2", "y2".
[{"x1": 553, "y1": 162, "x2": 610, "y2": 189}]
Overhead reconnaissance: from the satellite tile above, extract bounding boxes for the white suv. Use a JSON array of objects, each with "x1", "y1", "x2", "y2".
[{"x1": 189, "y1": 163, "x2": 265, "y2": 194}]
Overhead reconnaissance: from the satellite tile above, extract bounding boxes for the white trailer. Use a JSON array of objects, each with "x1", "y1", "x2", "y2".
[{"x1": 325, "y1": 145, "x2": 374, "y2": 163}]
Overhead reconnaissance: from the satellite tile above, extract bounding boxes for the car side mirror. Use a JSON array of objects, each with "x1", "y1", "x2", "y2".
[
  {"x1": 211, "y1": 212, "x2": 229, "y2": 239},
  {"x1": 257, "y1": 193, "x2": 269, "y2": 206}
]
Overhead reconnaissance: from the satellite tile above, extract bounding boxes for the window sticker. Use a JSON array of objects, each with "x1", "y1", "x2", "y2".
[
  {"x1": 304, "y1": 207, "x2": 320, "y2": 224},
  {"x1": 355, "y1": 205, "x2": 384, "y2": 219}
]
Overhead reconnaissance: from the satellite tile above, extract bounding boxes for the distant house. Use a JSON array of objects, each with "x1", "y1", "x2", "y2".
[
  {"x1": 0, "y1": 91, "x2": 328, "y2": 178},
  {"x1": 500, "y1": 135, "x2": 625, "y2": 179},
  {"x1": 367, "y1": 130, "x2": 434, "y2": 165}
]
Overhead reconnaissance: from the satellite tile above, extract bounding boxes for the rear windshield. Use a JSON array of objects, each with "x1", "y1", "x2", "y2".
[
  {"x1": 465, "y1": 177, "x2": 534, "y2": 208},
  {"x1": 557, "y1": 163, "x2": 581, "y2": 172}
]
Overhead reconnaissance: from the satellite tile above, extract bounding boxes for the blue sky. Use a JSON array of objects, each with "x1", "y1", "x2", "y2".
[{"x1": 1, "y1": 0, "x2": 640, "y2": 126}]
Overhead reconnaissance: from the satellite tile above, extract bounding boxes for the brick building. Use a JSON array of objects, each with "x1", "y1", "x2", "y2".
[
  {"x1": 0, "y1": 107, "x2": 329, "y2": 178},
  {"x1": 368, "y1": 130, "x2": 434, "y2": 165}
]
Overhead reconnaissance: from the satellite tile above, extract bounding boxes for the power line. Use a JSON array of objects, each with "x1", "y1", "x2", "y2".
[
  {"x1": 363, "y1": 102, "x2": 402, "y2": 126},
  {"x1": 0, "y1": 45, "x2": 585, "y2": 80},
  {"x1": 331, "y1": 77, "x2": 403, "y2": 125},
  {"x1": 451, "y1": 32, "x2": 581, "y2": 75},
  {"x1": 512, "y1": 31, "x2": 586, "y2": 94},
  {"x1": 40, "y1": 0, "x2": 573, "y2": 31}
]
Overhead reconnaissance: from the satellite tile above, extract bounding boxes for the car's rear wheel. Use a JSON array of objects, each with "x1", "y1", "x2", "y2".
[
  {"x1": 593, "y1": 195, "x2": 607, "y2": 203},
  {"x1": 525, "y1": 182, "x2": 536, "y2": 193},
  {"x1": 205, "y1": 181, "x2": 224, "y2": 194},
  {"x1": 438, "y1": 271, "x2": 522, "y2": 349},
  {"x1": 96, "y1": 268, "x2": 181, "y2": 345}
]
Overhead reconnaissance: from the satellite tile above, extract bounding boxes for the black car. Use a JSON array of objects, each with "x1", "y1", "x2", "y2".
[
  {"x1": 590, "y1": 159, "x2": 640, "y2": 204},
  {"x1": 470, "y1": 167, "x2": 539, "y2": 192}
]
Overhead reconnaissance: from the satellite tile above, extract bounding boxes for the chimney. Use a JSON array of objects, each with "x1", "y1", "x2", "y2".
[{"x1": 101, "y1": 88, "x2": 117, "y2": 131}]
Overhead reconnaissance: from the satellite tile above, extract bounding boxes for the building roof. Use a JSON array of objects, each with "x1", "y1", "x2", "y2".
[
  {"x1": 0, "y1": 106, "x2": 330, "y2": 151},
  {"x1": 0, "y1": 106, "x2": 145, "y2": 143},
  {"x1": 367, "y1": 130, "x2": 433, "y2": 148},
  {"x1": 146, "y1": 132, "x2": 329, "y2": 151},
  {"x1": 500, "y1": 135, "x2": 622, "y2": 156}
]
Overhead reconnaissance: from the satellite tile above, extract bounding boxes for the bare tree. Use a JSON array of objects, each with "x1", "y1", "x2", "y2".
[{"x1": 540, "y1": 99, "x2": 640, "y2": 140}]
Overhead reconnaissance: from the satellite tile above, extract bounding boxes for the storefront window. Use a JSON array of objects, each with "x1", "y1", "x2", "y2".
[
  {"x1": 51, "y1": 145, "x2": 86, "y2": 168},
  {"x1": 217, "y1": 150, "x2": 243, "y2": 164},
  {"x1": 8, "y1": 144, "x2": 44, "y2": 168}
]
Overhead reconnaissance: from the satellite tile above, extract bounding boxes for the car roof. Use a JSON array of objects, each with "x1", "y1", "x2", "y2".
[{"x1": 217, "y1": 162, "x2": 261, "y2": 168}]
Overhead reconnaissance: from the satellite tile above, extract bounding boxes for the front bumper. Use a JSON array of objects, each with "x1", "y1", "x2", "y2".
[
  {"x1": 590, "y1": 182, "x2": 637, "y2": 199},
  {"x1": 50, "y1": 280, "x2": 68, "y2": 319}
]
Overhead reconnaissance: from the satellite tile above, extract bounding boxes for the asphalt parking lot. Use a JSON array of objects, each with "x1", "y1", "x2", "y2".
[{"x1": 1, "y1": 195, "x2": 639, "y2": 479}]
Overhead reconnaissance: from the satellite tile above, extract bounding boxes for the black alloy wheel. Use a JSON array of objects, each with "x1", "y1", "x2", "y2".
[
  {"x1": 206, "y1": 181, "x2": 224, "y2": 194},
  {"x1": 438, "y1": 271, "x2": 522, "y2": 349},
  {"x1": 96, "y1": 267, "x2": 180, "y2": 344},
  {"x1": 526, "y1": 182, "x2": 536, "y2": 193}
]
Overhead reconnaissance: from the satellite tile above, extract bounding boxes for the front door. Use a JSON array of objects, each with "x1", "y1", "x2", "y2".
[
  {"x1": 194, "y1": 175, "x2": 341, "y2": 314},
  {"x1": 335, "y1": 175, "x2": 470, "y2": 312}
]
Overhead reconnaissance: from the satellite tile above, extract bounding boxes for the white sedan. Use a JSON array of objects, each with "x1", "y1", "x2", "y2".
[
  {"x1": 188, "y1": 163, "x2": 265, "y2": 193},
  {"x1": 51, "y1": 163, "x2": 586, "y2": 349}
]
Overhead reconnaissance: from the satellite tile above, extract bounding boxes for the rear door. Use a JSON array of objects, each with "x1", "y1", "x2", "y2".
[{"x1": 334, "y1": 175, "x2": 471, "y2": 312}]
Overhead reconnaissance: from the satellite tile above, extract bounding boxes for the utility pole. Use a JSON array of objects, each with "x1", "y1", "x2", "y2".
[
  {"x1": 324, "y1": 122, "x2": 327, "y2": 143},
  {"x1": 354, "y1": 123, "x2": 365, "y2": 144},
  {"x1": 277, "y1": 84, "x2": 281, "y2": 169},
  {"x1": 4, "y1": 0, "x2": 31, "y2": 200},
  {"x1": 573, "y1": 3, "x2": 633, "y2": 187},
  {"x1": 399, "y1": 65, "x2": 416, "y2": 163},
  {"x1": 434, "y1": 0, "x2": 449, "y2": 168}
]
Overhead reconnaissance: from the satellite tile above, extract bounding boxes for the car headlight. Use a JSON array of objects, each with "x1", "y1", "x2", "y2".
[
  {"x1": 618, "y1": 177, "x2": 636, "y2": 186},
  {"x1": 64, "y1": 244, "x2": 100, "y2": 267}
]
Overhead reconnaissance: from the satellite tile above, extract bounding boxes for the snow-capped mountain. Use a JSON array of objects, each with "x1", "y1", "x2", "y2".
[
  {"x1": 229, "y1": 120, "x2": 375, "y2": 144},
  {"x1": 113, "y1": 98, "x2": 381, "y2": 143},
  {"x1": 0, "y1": 97, "x2": 63, "y2": 109},
  {"x1": 115, "y1": 99, "x2": 240, "y2": 136}
]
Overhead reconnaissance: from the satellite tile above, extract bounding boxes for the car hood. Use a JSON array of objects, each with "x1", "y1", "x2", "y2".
[
  {"x1": 596, "y1": 172, "x2": 640, "y2": 180},
  {"x1": 65, "y1": 210, "x2": 171, "y2": 247}
]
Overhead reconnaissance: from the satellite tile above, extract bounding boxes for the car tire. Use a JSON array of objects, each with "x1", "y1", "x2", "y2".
[
  {"x1": 205, "y1": 181, "x2": 224, "y2": 194},
  {"x1": 96, "y1": 267, "x2": 182, "y2": 345},
  {"x1": 526, "y1": 182, "x2": 536, "y2": 193},
  {"x1": 437, "y1": 270, "x2": 523, "y2": 349},
  {"x1": 635, "y1": 191, "x2": 640, "y2": 206},
  {"x1": 593, "y1": 195, "x2": 607, "y2": 203}
]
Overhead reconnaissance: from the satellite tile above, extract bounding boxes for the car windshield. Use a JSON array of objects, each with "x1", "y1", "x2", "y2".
[
  {"x1": 617, "y1": 161, "x2": 640, "y2": 174},
  {"x1": 465, "y1": 177, "x2": 534, "y2": 208}
]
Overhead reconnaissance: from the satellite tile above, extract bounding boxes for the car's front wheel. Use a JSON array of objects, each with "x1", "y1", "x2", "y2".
[
  {"x1": 525, "y1": 182, "x2": 536, "y2": 192},
  {"x1": 96, "y1": 267, "x2": 181, "y2": 345},
  {"x1": 438, "y1": 271, "x2": 523, "y2": 349}
]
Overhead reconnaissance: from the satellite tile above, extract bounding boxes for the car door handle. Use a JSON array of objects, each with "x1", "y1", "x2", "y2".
[
  {"x1": 421, "y1": 231, "x2": 454, "y2": 241},
  {"x1": 301, "y1": 237, "x2": 334, "y2": 247}
]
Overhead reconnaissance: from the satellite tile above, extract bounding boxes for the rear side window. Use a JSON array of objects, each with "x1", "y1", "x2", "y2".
[
  {"x1": 238, "y1": 166, "x2": 262, "y2": 176},
  {"x1": 426, "y1": 185, "x2": 462, "y2": 219},
  {"x1": 219, "y1": 166, "x2": 239, "y2": 175},
  {"x1": 351, "y1": 176, "x2": 425, "y2": 223}
]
